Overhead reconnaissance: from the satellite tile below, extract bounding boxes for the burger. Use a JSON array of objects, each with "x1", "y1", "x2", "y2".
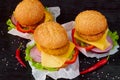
[
  {"x1": 72, "y1": 10, "x2": 119, "y2": 54},
  {"x1": 6, "y1": 0, "x2": 54, "y2": 33},
  {"x1": 25, "y1": 21, "x2": 78, "y2": 71}
]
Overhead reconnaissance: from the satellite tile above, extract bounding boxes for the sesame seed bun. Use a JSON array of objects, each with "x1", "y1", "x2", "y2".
[
  {"x1": 14, "y1": 0, "x2": 45, "y2": 27},
  {"x1": 34, "y1": 21, "x2": 69, "y2": 55},
  {"x1": 75, "y1": 10, "x2": 108, "y2": 41}
]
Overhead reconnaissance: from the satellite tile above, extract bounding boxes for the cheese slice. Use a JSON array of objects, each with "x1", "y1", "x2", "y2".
[
  {"x1": 36, "y1": 41, "x2": 75, "y2": 68},
  {"x1": 74, "y1": 29, "x2": 110, "y2": 50}
]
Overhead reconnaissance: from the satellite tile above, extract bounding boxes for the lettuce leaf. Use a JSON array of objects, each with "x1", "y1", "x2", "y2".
[
  {"x1": 25, "y1": 44, "x2": 58, "y2": 71},
  {"x1": 6, "y1": 19, "x2": 16, "y2": 30},
  {"x1": 108, "y1": 30, "x2": 119, "y2": 47},
  {"x1": 45, "y1": 7, "x2": 48, "y2": 11}
]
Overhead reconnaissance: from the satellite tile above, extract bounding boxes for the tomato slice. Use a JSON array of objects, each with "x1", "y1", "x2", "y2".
[
  {"x1": 65, "y1": 48, "x2": 79, "y2": 64},
  {"x1": 72, "y1": 28, "x2": 94, "y2": 51},
  {"x1": 16, "y1": 22, "x2": 34, "y2": 33}
]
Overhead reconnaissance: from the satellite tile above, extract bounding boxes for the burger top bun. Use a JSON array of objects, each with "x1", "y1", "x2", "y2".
[
  {"x1": 14, "y1": 0, "x2": 45, "y2": 26},
  {"x1": 75, "y1": 10, "x2": 108, "y2": 37},
  {"x1": 34, "y1": 21, "x2": 68, "y2": 49}
]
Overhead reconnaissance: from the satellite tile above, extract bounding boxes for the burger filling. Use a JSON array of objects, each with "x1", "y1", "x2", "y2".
[
  {"x1": 74, "y1": 29, "x2": 110, "y2": 50},
  {"x1": 73, "y1": 28, "x2": 119, "y2": 53},
  {"x1": 25, "y1": 41, "x2": 75, "y2": 71}
]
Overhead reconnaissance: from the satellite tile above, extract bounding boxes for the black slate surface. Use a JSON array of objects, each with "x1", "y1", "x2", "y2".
[{"x1": 0, "y1": 0, "x2": 120, "y2": 80}]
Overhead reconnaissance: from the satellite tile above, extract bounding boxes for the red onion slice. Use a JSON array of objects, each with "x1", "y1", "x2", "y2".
[
  {"x1": 30, "y1": 46, "x2": 41, "y2": 62},
  {"x1": 91, "y1": 36, "x2": 113, "y2": 54},
  {"x1": 11, "y1": 15, "x2": 17, "y2": 25}
]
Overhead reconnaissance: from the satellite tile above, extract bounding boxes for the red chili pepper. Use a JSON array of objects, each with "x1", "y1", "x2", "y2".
[
  {"x1": 72, "y1": 28, "x2": 77, "y2": 45},
  {"x1": 72, "y1": 28, "x2": 94, "y2": 51},
  {"x1": 16, "y1": 22, "x2": 34, "y2": 33},
  {"x1": 65, "y1": 48, "x2": 79, "y2": 64},
  {"x1": 15, "y1": 43, "x2": 26, "y2": 67},
  {"x1": 80, "y1": 56, "x2": 109, "y2": 75}
]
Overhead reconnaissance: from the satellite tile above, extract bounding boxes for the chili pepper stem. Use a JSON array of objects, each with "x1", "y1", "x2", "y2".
[
  {"x1": 107, "y1": 55, "x2": 110, "y2": 60},
  {"x1": 18, "y1": 43, "x2": 22, "y2": 49}
]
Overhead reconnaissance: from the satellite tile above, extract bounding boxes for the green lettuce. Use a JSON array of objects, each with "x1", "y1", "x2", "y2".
[
  {"x1": 25, "y1": 44, "x2": 58, "y2": 71},
  {"x1": 108, "y1": 30, "x2": 119, "y2": 47},
  {"x1": 45, "y1": 7, "x2": 48, "y2": 11},
  {"x1": 6, "y1": 19, "x2": 16, "y2": 30}
]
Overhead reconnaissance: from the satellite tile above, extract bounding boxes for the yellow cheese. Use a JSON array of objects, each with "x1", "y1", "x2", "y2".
[
  {"x1": 74, "y1": 29, "x2": 110, "y2": 50},
  {"x1": 36, "y1": 41, "x2": 75, "y2": 68}
]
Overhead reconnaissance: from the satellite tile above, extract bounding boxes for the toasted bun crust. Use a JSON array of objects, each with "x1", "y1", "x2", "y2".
[
  {"x1": 34, "y1": 21, "x2": 68, "y2": 49},
  {"x1": 14, "y1": 0, "x2": 45, "y2": 26},
  {"x1": 75, "y1": 10, "x2": 108, "y2": 41}
]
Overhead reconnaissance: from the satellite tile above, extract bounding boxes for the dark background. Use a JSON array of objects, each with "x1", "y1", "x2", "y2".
[{"x1": 0, "y1": 0, "x2": 120, "y2": 80}]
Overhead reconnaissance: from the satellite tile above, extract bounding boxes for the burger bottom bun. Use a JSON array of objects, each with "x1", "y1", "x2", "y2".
[
  {"x1": 77, "y1": 30, "x2": 105, "y2": 41},
  {"x1": 40, "y1": 42, "x2": 70, "y2": 56}
]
